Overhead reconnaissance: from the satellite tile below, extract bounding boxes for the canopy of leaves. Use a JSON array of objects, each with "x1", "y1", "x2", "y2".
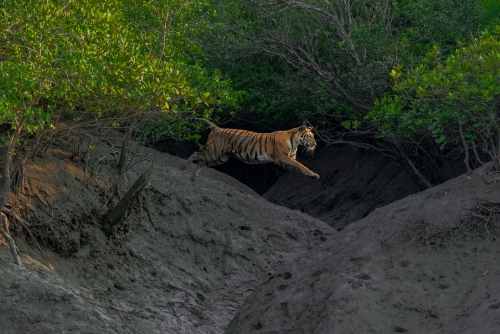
[
  {"x1": 197, "y1": 0, "x2": 477, "y2": 132},
  {"x1": 369, "y1": 26, "x2": 500, "y2": 155},
  {"x1": 0, "y1": 0, "x2": 240, "y2": 141}
]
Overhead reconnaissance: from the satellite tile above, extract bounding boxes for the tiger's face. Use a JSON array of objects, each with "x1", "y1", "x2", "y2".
[{"x1": 297, "y1": 125, "x2": 317, "y2": 152}]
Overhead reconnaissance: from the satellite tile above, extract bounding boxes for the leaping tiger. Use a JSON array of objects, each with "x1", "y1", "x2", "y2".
[{"x1": 180, "y1": 118, "x2": 320, "y2": 181}]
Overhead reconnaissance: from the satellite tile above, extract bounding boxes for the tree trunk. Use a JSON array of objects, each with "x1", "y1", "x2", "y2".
[
  {"x1": 0, "y1": 123, "x2": 23, "y2": 212},
  {"x1": 458, "y1": 115, "x2": 472, "y2": 174},
  {"x1": 101, "y1": 161, "x2": 154, "y2": 237},
  {"x1": 118, "y1": 121, "x2": 137, "y2": 176},
  {"x1": 0, "y1": 149, "x2": 12, "y2": 212}
]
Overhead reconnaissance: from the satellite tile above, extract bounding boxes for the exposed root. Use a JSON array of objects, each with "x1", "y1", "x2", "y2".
[
  {"x1": 11, "y1": 163, "x2": 27, "y2": 196},
  {"x1": 2, "y1": 207, "x2": 43, "y2": 256},
  {"x1": 0, "y1": 212, "x2": 22, "y2": 266}
]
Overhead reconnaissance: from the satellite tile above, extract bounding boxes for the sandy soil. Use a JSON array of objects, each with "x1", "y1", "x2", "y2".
[
  {"x1": 227, "y1": 163, "x2": 500, "y2": 333},
  {"x1": 0, "y1": 135, "x2": 333, "y2": 334}
]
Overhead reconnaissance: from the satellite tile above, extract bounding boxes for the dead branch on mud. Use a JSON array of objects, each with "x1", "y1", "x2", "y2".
[
  {"x1": 101, "y1": 160, "x2": 155, "y2": 237},
  {"x1": 143, "y1": 192, "x2": 156, "y2": 229},
  {"x1": 400, "y1": 200, "x2": 500, "y2": 249}
]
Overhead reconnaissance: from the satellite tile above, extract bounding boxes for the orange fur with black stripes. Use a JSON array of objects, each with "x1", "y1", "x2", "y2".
[{"x1": 180, "y1": 118, "x2": 320, "y2": 181}]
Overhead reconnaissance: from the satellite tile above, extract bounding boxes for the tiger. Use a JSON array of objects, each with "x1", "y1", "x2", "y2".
[{"x1": 180, "y1": 118, "x2": 320, "y2": 181}]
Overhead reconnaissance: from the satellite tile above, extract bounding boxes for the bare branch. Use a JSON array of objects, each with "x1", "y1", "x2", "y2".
[{"x1": 0, "y1": 213, "x2": 22, "y2": 266}]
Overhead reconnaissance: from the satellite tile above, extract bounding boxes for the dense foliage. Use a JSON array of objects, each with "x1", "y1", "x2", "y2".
[
  {"x1": 370, "y1": 27, "x2": 500, "y2": 170},
  {"x1": 0, "y1": 0, "x2": 240, "y2": 142},
  {"x1": 199, "y1": 0, "x2": 477, "y2": 130}
]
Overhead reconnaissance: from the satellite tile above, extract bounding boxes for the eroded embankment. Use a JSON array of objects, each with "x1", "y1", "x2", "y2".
[{"x1": 0, "y1": 140, "x2": 333, "y2": 334}]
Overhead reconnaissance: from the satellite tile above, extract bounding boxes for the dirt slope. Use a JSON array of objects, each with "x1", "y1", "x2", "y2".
[
  {"x1": 0, "y1": 140, "x2": 333, "y2": 334},
  {"x1": 227, "y1": 163, "x2": 500, "y2": 334}
]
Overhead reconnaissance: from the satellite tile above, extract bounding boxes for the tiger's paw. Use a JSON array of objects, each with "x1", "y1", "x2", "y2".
[
  {"x1": 180, "y1": 162, "x2": 189, "y2": 170},
  {"x1": 311, "y1": 172, "x2": 320, "y2": 179}
]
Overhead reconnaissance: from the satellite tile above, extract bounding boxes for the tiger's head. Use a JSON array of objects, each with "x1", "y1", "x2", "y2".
[{"x1": 297, "y1": 125, "x2": 317, "y2": 153}]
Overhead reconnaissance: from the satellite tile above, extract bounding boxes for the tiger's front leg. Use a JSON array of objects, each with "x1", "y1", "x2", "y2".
[{"x1": 275, "y1": 157, "x2": 320, "y2": 179}]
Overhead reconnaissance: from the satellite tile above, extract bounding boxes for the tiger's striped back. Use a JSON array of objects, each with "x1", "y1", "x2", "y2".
[
  {"x1": 205, "y1": 127, "x2": 277, "y2": 165},
  {"x1": 180, "y1": 119, "x2": 320, "y2": 181}
]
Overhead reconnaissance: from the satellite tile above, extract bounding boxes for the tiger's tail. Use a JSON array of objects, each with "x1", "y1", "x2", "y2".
[{"x1": 191, "y1": 118, "x2": 218, "y2": 129}]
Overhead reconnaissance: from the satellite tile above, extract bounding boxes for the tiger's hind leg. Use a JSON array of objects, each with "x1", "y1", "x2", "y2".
[
  {"x1": 191, "y1": 164, "x2": 204, "y2": 181},
  {"x1": 206, "y1": 154, "x2": 229, "y2": 167},
  {"x1": 182, "y1": 149, "x2": 229, "y2": 181},
  {"x1": 180, "y1": 152, "x2": 200, "y2": 170},
  {"x1": 190, "y1": 153, "x2": 229, "y2": 181},
  {"x1": 180, "y1": 151, "x2": 206, "y2": 181}
]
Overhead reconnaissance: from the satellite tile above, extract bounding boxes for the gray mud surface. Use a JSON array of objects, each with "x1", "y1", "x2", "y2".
[
  {"x1": 228, "y1": 163, "x2": 500, "y2": 334},
  {"x1": 0, "y1": 142, "x2": 333, "y2": 334},
  {"x1": 2, "y1": 136, "x2": 500, "y2": 334}
]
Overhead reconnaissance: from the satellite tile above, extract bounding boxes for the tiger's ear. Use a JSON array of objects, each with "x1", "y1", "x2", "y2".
[{"x1": 299, "y1": 125, "x2": 307, "y2": 132}]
